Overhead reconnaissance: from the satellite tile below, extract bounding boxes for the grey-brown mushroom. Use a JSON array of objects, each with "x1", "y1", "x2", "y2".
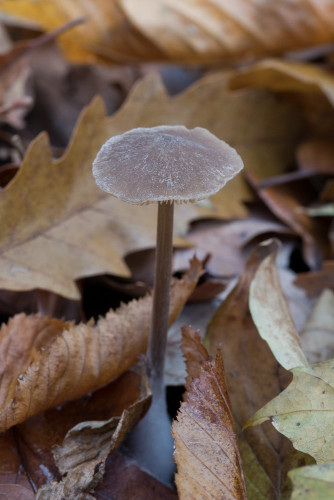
[{"x1": 93, "y1": 125, "x2": 243, "y2": 482}]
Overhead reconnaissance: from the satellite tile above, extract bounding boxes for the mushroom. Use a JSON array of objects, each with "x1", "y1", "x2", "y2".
[{"x1": 92, "y1": 125, "x2": 243, "y2": 481}]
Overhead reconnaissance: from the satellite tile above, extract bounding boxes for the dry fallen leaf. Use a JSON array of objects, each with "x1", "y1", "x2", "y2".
[
  {"x1": 36, "y1": 371, "x2": 151, "y2": 499},
  {"x1": 0, "y1": 370, "x2": 171, "y2": 496},
  {"x1": 300, "y1": 289, "x2": 334, "y2": 363},
  {"x1": 294, "y1": 261, "x2": 334, "y2": 298},
  {"x1": 173, "y1": 326, "x2": 247, "y2": 500},
  {"x1": 246, "y1": 359, "x2": 334, "y2": 464},
  {"x1": 0, "y1": 70, "x2": 304, "y2": 298},
  {"x1": 245, "y1": 172, "x2": 328, "y2": 269},
  {"x1": 0, "y1": 258, "x2": 201, "y2": 432},
  {"x1": 174, "y1": 212, "x2": 294, "y2": 276},
  {"x1": 94, "y1": 452, "x2": 178, "y2": 500},
  {"x1": 249, "y1": 240, "x2": 307, "y2": 370},
  {"x1": 0, "y1": 19, "x2": 82, "y2": 128},
  {"x1": 2, "y1": 1, "x2": 334, "y2": 64},
  {"x1": 204, "y1": 239, "x2": 300, "y2": 500},
  {"x1": 0, "y1": 485, "x2": 35, "y2": 500},
  {"x1": 229, "y1": 59, "x2": 334, "y2": 108},
  {"x1": 289, "y1": 463, "x2": 334, "y2": 500}
]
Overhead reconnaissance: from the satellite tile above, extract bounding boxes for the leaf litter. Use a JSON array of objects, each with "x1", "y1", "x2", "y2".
[{"x1": 0, "y1": 4, "x2": 334, "y2": 498}]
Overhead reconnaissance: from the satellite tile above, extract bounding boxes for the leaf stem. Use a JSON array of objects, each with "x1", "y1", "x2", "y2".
[{"x1": 147, "y1": 201, "x2": 174, "y2": 397}]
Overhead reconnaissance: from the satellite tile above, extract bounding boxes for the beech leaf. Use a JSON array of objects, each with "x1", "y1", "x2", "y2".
[
  {"x1": 173, "y1": 326, "x2": 247, "y2": 500},
  {"x1": 2, "y1": 1, "x2": 334, "y2": 64},
  {"x1": 246, "y1": 359, "x2": 334, "y2": 463},
  {"x1": 249, "y1": 240, "x2": 308, "y2": 369},
  {"x1": 0, "y1": 258, "x2": 202, "y2": 432},
  {"x1": 230, "y1": 59, "x2": 334, "y2": 108},
  {"x1": 204, "y1": 239, "x2": 302, "y2": 499}
]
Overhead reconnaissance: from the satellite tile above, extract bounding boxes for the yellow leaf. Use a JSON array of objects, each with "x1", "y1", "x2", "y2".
[
  {"x1": 249, "y1": 241, "x2": 308, "y2": 370},
  {"x1": 289, "y1": 463, "x2": 334, "y2": 500},
  {"x1": 0, "y1": 258, "x2": 202, "y2": 432},
  {"x1": 205, "y1": 239, "x2": 298, "y2": 499},
  {"x1": 246, "y1": 359, "x2": 334, "y2": 464},
  {"x1": 173, "y1": 326, "x2": 247, "y2": 500},
  {"x1": 0, "y1": 71, "x2": 303, "y2": 298},
  {"x1": 2, "y1": 1, "x2": 334, "y2": 64},
  {"x1": 229, "y1": 59, "x2": 334, "y2": 108}
]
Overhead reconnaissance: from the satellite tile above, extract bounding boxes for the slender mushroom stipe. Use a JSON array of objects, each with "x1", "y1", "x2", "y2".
[{"x1": 93, "y1": 125, "x2": 243, "y2": 483}]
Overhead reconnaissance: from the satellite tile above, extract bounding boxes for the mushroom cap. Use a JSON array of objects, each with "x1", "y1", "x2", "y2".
[{"x1": 92, "y1": 125, "x2": 243, "y2": 204}]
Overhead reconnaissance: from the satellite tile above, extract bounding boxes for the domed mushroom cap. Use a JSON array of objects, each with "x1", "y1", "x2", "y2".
[{"x1": 92, "y1": 125, "x2": 243, "y2": 204}]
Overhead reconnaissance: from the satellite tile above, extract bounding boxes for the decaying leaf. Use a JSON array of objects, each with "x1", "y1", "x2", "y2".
[
  {"x1": 289, "y1": 463, "x2": 334, "y2": 500},
  {"x1": 0, "y1": 370, "x2": 149, "y2": 493},
  {"x1": 294, "y1": 261, "x2": 334, "y2": 298},
  {"x1": 2, "y1": 1, "x2": 334, "y2": 64},
  {"x1": 174, "y1": 212, "x2": 294, "y2": 276},
  {"x1": 297, "y1": 140, "x2": 334, "y2": 175},
  {"x1": 94, "y1": 452, "x2": 178, "y2": 500},
  {"x1": 300, "y1": 289, "x2": 334, "y2": 363},
  {"x1": 180, "y1": 324, "x2": 209, "y2": 389},
  {"x1": 0, "y1": 258, "x2": 201, "y2": 432},
  {"x1": 173, "y1": 326, "x2": 247, "y2": 500},
  {"x1": 245, "y1": 172, "x2": 327, "y2": 269},
  {"x1": 229, "y1": 59, "x2": 334, "y2": 108},
  {"x1": 205, "y1": 240, "x2": 299, "y2": 500},
  {"x1": 246, "y1": 359, "x2": 334, "y2": 464},
  {"x1": 36, "y1": 372, "x2": 151, "y2": 500},
  {"x1": 0, "y1": 20, "x2": 81, "y2": 128},
  {"x1": 249, "y1": 240, "x2": 307, "y2": 370},
  {"x1": 0, "y1": 70, "x2": 304, "y2": 298}
]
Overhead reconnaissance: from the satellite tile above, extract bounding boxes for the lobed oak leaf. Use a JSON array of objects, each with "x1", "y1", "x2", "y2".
[
  {"x1": 173, "y1": 326, "x2": 247, "y2": 500},
  {"x1": 0, "y1": 70, "x2": 303, "y2": 298},
  {"x1": 0, "y1": 258, "x2": 202, "y2": 432}
]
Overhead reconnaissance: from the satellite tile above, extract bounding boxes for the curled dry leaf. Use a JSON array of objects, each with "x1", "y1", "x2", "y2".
[
  {"x1": 229, "y1": 59, "x2": 334, "y2": 108},
  {"x1": 289, "y1": 463, "x2": 334, "y2": 500},
  {"x1": 3, "y1": 1, "x2": 334, "y2": 64},
  {"x1": 249, "y1": 240, "x2": 307, "y2": 370},
  {"x1": 0, "y1": 258, "x2": 202, "y2": 432},
  {"x1": 173, "y1": 326, "x2": 247, "y2": 500},
  {"x1": 246, "y1": 359, "x2": 334, "y2": 464},
  {"x1": 204, "y1": 239, "x2": 300, "y2": 500},
  {"x1": 36, "y1": 372, "x2": 151, "y2": 500},
  {"x1": 0, "y1": 370, "x2": 148, "y2": 492}
]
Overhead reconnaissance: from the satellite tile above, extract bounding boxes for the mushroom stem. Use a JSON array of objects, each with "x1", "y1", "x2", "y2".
[{"x1": 147, "y1": 201, "x2": 174, "y2": 397}]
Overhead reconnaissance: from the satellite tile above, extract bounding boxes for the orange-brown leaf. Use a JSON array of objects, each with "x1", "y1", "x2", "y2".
[
  {"x1": 173, "y1": 326, "x2": 247, "y2": 500},
  {"x1": 2, "y1": 1, "x2": 334, "y2": 64},
  {"x1": 181, "y1": 324, "x2": 209, "y2": 390},
  {"x1": 0, "y1": 258, "x2": 202, "y2": 432}
]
